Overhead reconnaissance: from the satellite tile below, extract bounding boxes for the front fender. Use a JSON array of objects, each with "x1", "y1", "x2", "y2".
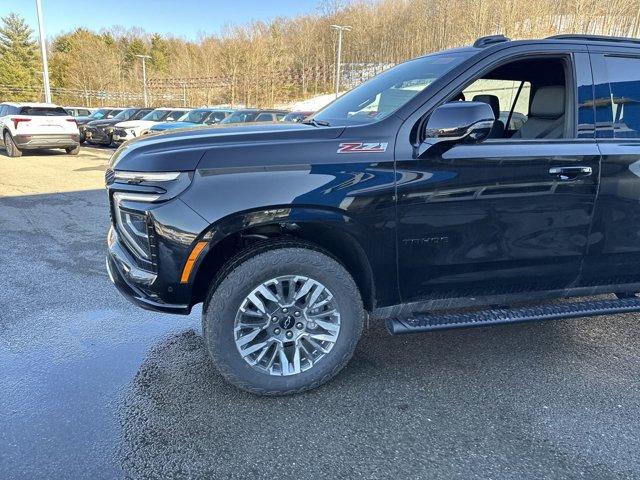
[{"x1": 181, "y1": 159, "x2": 399, "y2": 307}]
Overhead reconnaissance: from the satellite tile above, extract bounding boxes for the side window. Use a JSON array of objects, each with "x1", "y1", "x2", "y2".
[
  {"x1": 79, "y1": 109, "x2": 90, "y2": 116},
  {"x1": 463, "y1": 79, "x2": 531, "y2": 130},
  {"x1": 605, "y1": 56, "x2": 640, "y2": 138},
  {"x1": 210, "y1": 112, "x2": 226, "y2": 122},
  {"x1": 255, "y1": 113, "x2": 274, "y2": 122}
]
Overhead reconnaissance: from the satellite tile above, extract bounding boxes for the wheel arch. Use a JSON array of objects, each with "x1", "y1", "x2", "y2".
[{"x1": 190, "y1": 206, "x2": 377, "y2": 312}]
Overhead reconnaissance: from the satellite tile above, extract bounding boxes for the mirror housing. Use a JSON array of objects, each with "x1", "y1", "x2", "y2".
[{"x1": 418, "y1": 101, "x2": 495, "y2": 157}]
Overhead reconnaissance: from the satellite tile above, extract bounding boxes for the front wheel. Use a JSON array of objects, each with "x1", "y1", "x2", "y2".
[{"x1": 202, "y1": 245, "x2": 365, "y2": 396}]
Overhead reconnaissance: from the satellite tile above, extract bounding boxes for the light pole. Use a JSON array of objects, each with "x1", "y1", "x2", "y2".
[
  {"x1": 135, "y1": 54, "x2": 151, "y2": 107},
  {"x1": 35, "y1": 0, "x2": 51, "y2": 103},
  {"x1": 330, "y1": 25, "x2": 351, "y2": 99}
]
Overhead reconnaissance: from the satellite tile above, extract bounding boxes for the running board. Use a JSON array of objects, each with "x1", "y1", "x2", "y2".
[{"x1": 386, "y1": 297, "x2": 640, "y2": 335}]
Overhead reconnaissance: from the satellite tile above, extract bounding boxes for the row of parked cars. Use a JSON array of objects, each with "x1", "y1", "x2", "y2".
[
  {"x1": 0, "y1": 102, "x2": 314, "y2": 156},
  {"x1": 74, "y1": 106, "x2": 314, "y2": 147}
]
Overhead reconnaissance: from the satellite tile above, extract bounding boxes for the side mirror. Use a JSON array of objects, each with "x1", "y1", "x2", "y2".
[{"x1": 418, "y1": 101, "x2": 495, "y2": 157}]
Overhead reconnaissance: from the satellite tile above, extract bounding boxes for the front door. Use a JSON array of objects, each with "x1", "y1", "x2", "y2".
[{"x1": 395, "y1": 51, "x2": 601, "y2": 303}]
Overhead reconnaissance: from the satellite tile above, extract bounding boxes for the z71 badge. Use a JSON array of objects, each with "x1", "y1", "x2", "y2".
[{"x1": 337, "y1": 142, "x2": 388, "y2": 154}]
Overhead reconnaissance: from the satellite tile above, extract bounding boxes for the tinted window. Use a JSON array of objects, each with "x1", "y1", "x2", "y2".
[
  {"x1": 209, "y1": 111, "x2": 227, "y2": 122},
  {"x1": 90, "y1": 109, "x2": 110, "y2": 119},
  {"x1": 113, "y1": 108, "x2": 137, "y2": 120},
  {"x1": 605, "y1": 56, "x2": 640, "y2": 138},
  {"x1": 254, "y1": 113, "x2": 274, "y2": 122},
  {"x1": 181, "y1": 110, "x2": 209, "y2": 123},
  {"x1": 142, "y1": 110, "x2": 170, "y2": 121},
  {"x1": 19, "y1": 106, "x2": 69, "y2": 116},
  {"x1": 167, "y1": 110, "x2": 186, "y2": 121},
  {"x1": 133, "y1": 109, "x2": 152, "y2": 120},
  {"x1": 221, "y1": 111, "x2": 258, "y2": 123},
  {"x1": 79, "y1": 109, "x2": 90, "y2": 116}
]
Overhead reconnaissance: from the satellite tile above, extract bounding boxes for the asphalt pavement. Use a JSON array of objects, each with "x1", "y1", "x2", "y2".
[{"x1": 1, "y1": 147, "x2": 640, "y2": 479}]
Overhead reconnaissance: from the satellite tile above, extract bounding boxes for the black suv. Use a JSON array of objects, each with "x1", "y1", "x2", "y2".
[
  {"x1": 106, "y1": 34, "x2": 640, "y2": 395},
  {"x1": 85, "y1": 108, "x2": 152, "y2": 146}
]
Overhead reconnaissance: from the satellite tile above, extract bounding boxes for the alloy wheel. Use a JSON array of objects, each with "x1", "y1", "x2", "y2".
[{"x1": 234, "y1": 275, "x2": 341, "y2": 376}]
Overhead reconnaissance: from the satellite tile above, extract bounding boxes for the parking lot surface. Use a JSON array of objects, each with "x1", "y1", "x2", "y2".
[{"x1": 2, "y1": 147, "x2": 640, "y2": 479}]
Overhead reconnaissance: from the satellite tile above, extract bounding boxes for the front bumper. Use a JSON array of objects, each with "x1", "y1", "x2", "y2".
[
  {"x1": 106, "y1": 227, "x2": 191, "y2": 314},
  {"x1": 112, "y1": 128, "x2": 137, "y2": 144},
  {"x1": 14, "y1": 133, "x2": 79, "y2": 149},
  {"x1": 86, "y1": 127, "x2": 113, "y2": 144}
]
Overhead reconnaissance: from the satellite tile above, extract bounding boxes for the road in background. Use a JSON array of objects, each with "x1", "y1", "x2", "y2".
[{"x1": 1, "y1": 148, "x2": 640, "y2": 479}]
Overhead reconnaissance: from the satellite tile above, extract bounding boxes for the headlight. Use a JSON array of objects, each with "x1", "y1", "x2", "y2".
[
  {"x1": 113, "y1": 193, "x2": 152, "y2": 259},
  {"x1": 109, "y1": 171, "x2": 190, "y2": 261}
]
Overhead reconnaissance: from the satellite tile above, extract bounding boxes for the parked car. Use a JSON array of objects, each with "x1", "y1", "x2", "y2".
[
  {"x1": 106, "y1": 34, "x2": 640, "y2": 395},
  {"x1": 78, "y1": 108, "x2": 122, "y2": 143},
  {"x1": 65, "y1": 106, "x2": 96, "y2": 117},
  {"x1": 0, "y1": 102, "x2": 80, "y2": 156},
  {"x1": 220, "y1": 109, "x2": 288, "y2": 124},
  {"x1": 283, "y1": 111, "x2": 314, "y2": 123},
  {"x1": 112, "y1": 108, "x2": 189, "y2": 144},
  {"x1": 149, "y1": 108, "x2": 234, "y2": 133},
  {"x1": 85, "y1": 108, "x2": 153, "y2": 146}
]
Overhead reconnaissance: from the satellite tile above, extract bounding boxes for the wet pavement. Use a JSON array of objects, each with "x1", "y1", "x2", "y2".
[{"x1": 2, "y1": 148, "x2": 640, "y2": 479}]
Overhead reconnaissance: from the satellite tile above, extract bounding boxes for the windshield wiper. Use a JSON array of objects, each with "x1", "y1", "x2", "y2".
[{"x1": 302, "y1": 118, "x2": 331, "y2": 127}]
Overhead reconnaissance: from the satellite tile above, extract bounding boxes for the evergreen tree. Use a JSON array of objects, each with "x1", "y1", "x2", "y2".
[{"x1": 0, "y1": 13, "x2": 40, "y2": 101}]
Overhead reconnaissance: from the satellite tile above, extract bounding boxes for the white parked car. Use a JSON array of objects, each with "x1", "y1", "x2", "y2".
[
  {"x1": 112, "y1": 108, "x2": 189, "y2": 144},
  {"x1": 0, "y1": 102, "x2": 80, "y2": 157}
]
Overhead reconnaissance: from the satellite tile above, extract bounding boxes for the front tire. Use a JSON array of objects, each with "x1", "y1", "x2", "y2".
[
  {"x1": 4, "y1": 132, "x2": 22, "y2": 157},
  {"x1": 65, "y1": 145, "x2": 80, "y2": 155},
  {"x1": 202, "y1": 245, "x2": 365, "y2": 396}
]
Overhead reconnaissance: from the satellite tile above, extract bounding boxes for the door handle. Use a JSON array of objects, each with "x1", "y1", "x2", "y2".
[{"x1": 549, "y1": 166, "x2": 592, "y2": 180}]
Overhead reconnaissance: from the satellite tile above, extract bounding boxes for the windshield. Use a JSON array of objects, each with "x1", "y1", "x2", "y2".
[
  {"x1": 312, "y1": 51, "x2": 473, "y2": 126},
  {"x1": 90, "y1": 109, "x2": 111, "y2": 119},
  {"x1": 142, "y1": 109, "x2": 171, "y2": 121},
  {"x1": 179, "y1": 110, "x2": 210, "y2": 123},
  {"x1": 113, "y1": 108, "x2": 137, "y2": 121},
  {"x1": 220, "y1": 111, "x2": 258, "y2": 124}
]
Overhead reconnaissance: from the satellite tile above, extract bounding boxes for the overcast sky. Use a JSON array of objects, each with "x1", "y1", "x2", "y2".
[{"x1": 0, "y1": 0, "x2": 324, "y2": 39}]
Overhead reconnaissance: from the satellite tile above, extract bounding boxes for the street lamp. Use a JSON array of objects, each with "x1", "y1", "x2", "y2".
[
  {"x1": 35, "y1": 0, "x2": 51, "y2": 103},
  {"x1": 330, "y1": 25, "x2": 351, "y2": 99},
  {"x1": 135, "y1": 54, "x2": 152, "y2": 107}
]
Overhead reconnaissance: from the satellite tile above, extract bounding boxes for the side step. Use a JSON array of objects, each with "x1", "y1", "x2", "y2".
[{"x1": 386, "y1": 297, "x2": 640, "y2": 335}]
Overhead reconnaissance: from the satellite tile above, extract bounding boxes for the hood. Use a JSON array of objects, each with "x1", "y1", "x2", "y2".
[
  {"x1": 115, "y1": 120, "x2": 156, "y2": 129},
  {"x1": 87, "y1": 118, "x2": 120, "y2": 127},
  {"x1": 151, "y1": 121, "x2": 196, "y2": 131},
  {"x1": 76, "y1": 116, "x2": 95, "y2": 125},
  {"x1": 110, "y1": 122, "x2": 345, "y2": 172}
]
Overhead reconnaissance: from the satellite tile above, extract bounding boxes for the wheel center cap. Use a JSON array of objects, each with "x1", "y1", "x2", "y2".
[{"x1": 280, "y1": 315, "x2": 295, "y2": 330}]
